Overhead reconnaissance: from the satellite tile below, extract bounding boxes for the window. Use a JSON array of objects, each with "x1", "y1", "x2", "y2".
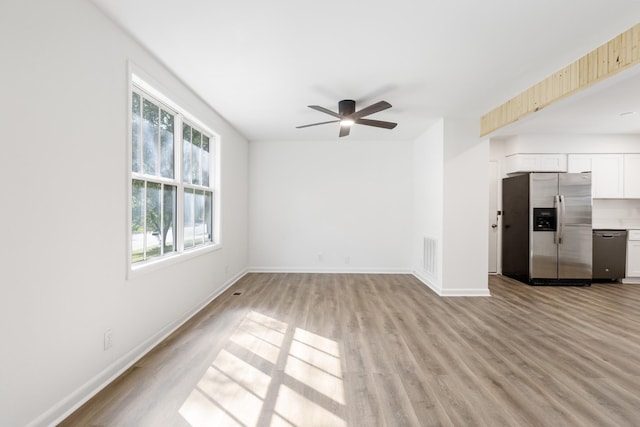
[
  {"x1": 130, "y1": 84, "x2": 218, "y2": 266},
  {"x1": 182, "y1": 123, "x2": 214, "y2": 249}
]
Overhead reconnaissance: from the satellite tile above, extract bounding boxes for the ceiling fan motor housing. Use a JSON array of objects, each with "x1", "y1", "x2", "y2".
[
  {"x1": 296, "y1": 99, "x2": 396, "y2": 137},
  {"x1": 339, "y1": 99, "x2": 356, "y2": 116}
]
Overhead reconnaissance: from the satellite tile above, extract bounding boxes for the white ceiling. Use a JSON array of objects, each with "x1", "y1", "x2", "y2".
[{"x1": 90, "y1": 0, "x2": 640, "y2": 141}]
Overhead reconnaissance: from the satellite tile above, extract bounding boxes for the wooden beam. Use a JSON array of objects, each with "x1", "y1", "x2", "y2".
[{"x1": 480, "y1": 23, "x2": 640, "y2": 137}]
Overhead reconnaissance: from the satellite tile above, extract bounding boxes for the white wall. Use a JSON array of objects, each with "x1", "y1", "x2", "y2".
[
  {"x1": 411, "y1": 118, "x2": 490, "y2": 296},
  {"x1": 442, "y1": 119, "x2": 491, "y2": 296},
  {"x1": 411, "y1": 120, "x2": 444, "y2": 289},
  {"x1": 249, "y1": 140, "x2": 413, "y2": 272},
  {"x1": 0, "y1": 1, "x2": 249, "y2": 426}
]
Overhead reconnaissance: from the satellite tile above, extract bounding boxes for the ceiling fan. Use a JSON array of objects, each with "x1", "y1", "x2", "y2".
[{"x1": 296, "y1": 99, "x2": 397, "y2": 137}]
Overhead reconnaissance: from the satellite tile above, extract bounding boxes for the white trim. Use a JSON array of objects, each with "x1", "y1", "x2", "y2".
[
  {"x1": 131, "y1": 73, "x2": 217, "y2": 140},
  {"x1": 214, "y1": 133, "x2": 222, "y2": 248},
  {"x1": 126, "y1": 67, "x2": 134, "y2": 279},
  {"x1": 126, "y1": 68, "x2": 220, "y2": 278},
  {"x1": 248, "y1": 267, "x2": 413, "y2": 274},
  {"x1": 412, "y1": 271, "x2": 491, "y2": 297},
  {"x1": 128, "y1": 242, "x2": 222, "y2": 279},
  {"x1": 439, "y1": 288, "x2": 492, "y2": 297},
  {"x1": 40, "y1": 269, "x2": 249, "y2": 427},
  {"x1": 413, "y1": 270, "x2": 443, "y2": 295},
  {"x1": 246, "y1": 268, "x2": 491, "y2": 296}
]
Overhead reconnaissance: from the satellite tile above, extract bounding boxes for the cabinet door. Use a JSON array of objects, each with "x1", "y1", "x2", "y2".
[
  {"x1": 594, "y1": 155, "x2": 624, "y2": 198},
  {"x1": 567, "y1": 154, "x2": 623, "y2": 198},
  {"x1": 627, "y1": 241, "x2": 640, "y2": 277},
  {"x1": 505, "y1": 154, "x2": 567, "y2": 174},
  {"x1": 624, "y1": 154, "x2": 640, "y2": 198},
  {"x1": 567, "y1": 154, "x2": 593, "y2": 174}
]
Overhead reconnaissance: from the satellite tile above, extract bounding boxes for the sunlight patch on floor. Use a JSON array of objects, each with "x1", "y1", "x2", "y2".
[
  {"x1": 293, "y1": 328, "x2": 340, "y2": 358},
  {"x1": 274, "y1": 385, "x2": 347, "y2": 427},
  {"x1": 285, "y1": 327, "x2": 344, "y2": 404},
  {"x1": 230, "y1": 327, "x2": 281, "y2": 364},
  {"x1": 179, "y1": 363, "x2": 264, "y2": 426},
  {"x1": 179, "y1": 311, "x2": 346, "y2": 426},
  {"x1": 213, "y1": 349, "x2": 271, "y2": 399}
]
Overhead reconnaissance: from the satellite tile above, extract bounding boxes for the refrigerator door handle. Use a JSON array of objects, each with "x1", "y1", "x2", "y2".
[
  {"x1": 558, "y1": 194, "x2": 565, "y2": 244},
  {"x1": 553, "y1": 195, "x2": 560, "y2": 244}
]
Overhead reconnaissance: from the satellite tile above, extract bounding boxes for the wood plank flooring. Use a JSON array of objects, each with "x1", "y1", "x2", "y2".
[{"x1": 60, "y1": 274, "x2": 640, "y2": 426}]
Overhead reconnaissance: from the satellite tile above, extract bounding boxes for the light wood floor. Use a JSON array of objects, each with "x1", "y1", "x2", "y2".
[{"x1": 61, "y1": 274, "x2": 640, "y2": 426}]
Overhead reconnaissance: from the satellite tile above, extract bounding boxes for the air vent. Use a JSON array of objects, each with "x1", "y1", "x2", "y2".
[{"x1": 423, "y1": 237, "x2": 438, "y2": 277}]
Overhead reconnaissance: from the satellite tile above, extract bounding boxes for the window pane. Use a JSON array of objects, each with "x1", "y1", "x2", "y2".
[
  {"x1": 132, "y1": 93, "x2": 141, "y2": 173},
  {"x1": 183, "y1": 124, "x2": 192, "y2": 184},
  {"x1": 205, "y1": 191, "x2": 213, "y2": 242},
  {"x1": 146, "y1": 182, "x2": 162, "y2": 259},
  {"x1": 143, "y1": 99, "x2": 159, "y2": 176},
  {"x1": 192, "y1": 129, "x2": 202, "y2": 185},
  {"x1": 163, "y1": 185, "x2": 176, "y2": 254},
  {"x1": 184, "y1": 189, "x2": 194, "y2": 249},
  {"x1": 131, "y1": 179, "x2": 145, "y2": 263},
  {"x1": 194, "y1": 190, "x2": 206, "y2": 245},
  {"x1": 160, "y1": 110, "x2": 174, "y2": 179},
  {"x1": 202, "y1": 135, "x2": 210, "y2": 187}
]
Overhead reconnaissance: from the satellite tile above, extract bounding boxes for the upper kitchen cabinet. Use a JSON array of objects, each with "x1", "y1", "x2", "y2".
[
  {"x1": 624, "y1": 154, "x2": 640, "y2": 198},
  {"x1": 567, "y1": 154, "x2": 624, "y2": 198},
  {"x1": 505, "y1": 154, "x2": 567, "y2": 174}
]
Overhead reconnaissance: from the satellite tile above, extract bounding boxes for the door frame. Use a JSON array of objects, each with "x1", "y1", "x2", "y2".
[{"x1": 488, "y1": 160, "x2": 500, "y2": 274}]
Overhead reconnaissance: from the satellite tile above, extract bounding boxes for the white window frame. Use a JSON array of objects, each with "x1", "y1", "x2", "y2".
[{"x1": 127, "y1": 73, "x2": 221, "y2": 278}]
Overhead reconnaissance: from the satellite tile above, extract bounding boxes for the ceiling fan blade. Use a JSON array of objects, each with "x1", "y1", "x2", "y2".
[
  {"x1": 308, "y1": 105, "x2": 341, "y2": 118},
  {"x1": 296, "y1": 120, "x2": 340, "y2": 129},
  {"x1": 339, "y1": 125, "x2": 351, "y2": 137},
  {"x1": 350, "y1": 101, "x2": 392, "y2": 120},
  {"x1": 355, "y1": 118, "x2": 397, "y2": 129}
]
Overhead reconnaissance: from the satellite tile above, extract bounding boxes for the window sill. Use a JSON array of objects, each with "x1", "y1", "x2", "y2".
[{"x1": 127, "y1": 243, "x2": 222, "y2": 280}]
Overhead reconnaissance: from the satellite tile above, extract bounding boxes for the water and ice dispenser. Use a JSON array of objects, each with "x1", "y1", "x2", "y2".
[{"x1": 533, "y1": 208, "x2": 557, "y2": 232}]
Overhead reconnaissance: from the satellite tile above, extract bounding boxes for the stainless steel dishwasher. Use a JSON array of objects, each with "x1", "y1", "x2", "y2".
[{"x1": 592, "y1": 230, "x2": 627, "y2": 281}]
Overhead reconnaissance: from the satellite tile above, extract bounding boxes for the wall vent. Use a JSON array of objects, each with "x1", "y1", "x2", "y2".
[{"x1": 423, "y1": 237, "x2": 438, "y2": 277}]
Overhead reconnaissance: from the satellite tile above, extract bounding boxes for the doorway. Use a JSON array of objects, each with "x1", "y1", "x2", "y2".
[{"x1": 488, "y1": 161, "x2": 499, "y2": 273}]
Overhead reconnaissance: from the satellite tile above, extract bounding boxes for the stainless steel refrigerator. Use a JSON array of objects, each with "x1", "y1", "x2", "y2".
[{"x1": 502, "y1": 172, "x2": 592, "y2": 285}]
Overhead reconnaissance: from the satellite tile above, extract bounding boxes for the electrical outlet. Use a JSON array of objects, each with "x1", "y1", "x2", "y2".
[
  {"x1": 104, "y1": 329, "x2": 113, "y2": 350},
  {"x1": 345, "y1": 256, "x2": 350, "y2": 264},
  {"x1": 318, "y1": 252, "x2": 323, "y2": 262}
]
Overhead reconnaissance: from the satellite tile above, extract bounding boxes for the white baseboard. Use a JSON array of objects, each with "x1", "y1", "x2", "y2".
[
  {"x1": 412, "y1": 271, "x2": 491, "y2": 297},
  {"x1": 247, "y1": 266, "x2": 413, "y2": 274},
  {"x1": 439, "y1": 288, "x2": 492, "y2": 297},
  {"x1": 622, "y1": 277, "x2": 640, "y2": 284},
  {"x1": 38, "y1": 269, "x2": 248, "y2": 427},
  {"x1": 412, "y1": 270, "x2": 443, "y2": 295},
  {"x1": 246, "y1": 269, "x2": 491, "y2": 296}
]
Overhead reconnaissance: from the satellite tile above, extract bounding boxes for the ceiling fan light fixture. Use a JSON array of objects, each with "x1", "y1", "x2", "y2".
[{"x1": 296, "y1": 100, "x2": 396, "y2": 137}]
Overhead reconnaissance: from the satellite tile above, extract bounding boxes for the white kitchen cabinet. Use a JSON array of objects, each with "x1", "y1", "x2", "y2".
[
  {"x1": 626, "y1": 232, "x2": 640, "y2": 278},
  {"x1": 505, "y1": 154, "x2": 567, "y2": 174},
  {"x1": 623, "y1": 154, "x2": 640, "y2": 198},
  {"x1": 567, "y1": 154, "x2": 624, "y2": 198}
]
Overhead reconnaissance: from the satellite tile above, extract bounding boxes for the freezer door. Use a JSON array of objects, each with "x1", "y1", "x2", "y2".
[
  {"x1": 558, "y1": 173, "x2": 592, "y2": 279},
  {"x1": 502, "y1": 174, "x2": 530, "y2": 282},
  {"x1": 530, "y1": 173, "x2": 559, "y2": 279}
]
